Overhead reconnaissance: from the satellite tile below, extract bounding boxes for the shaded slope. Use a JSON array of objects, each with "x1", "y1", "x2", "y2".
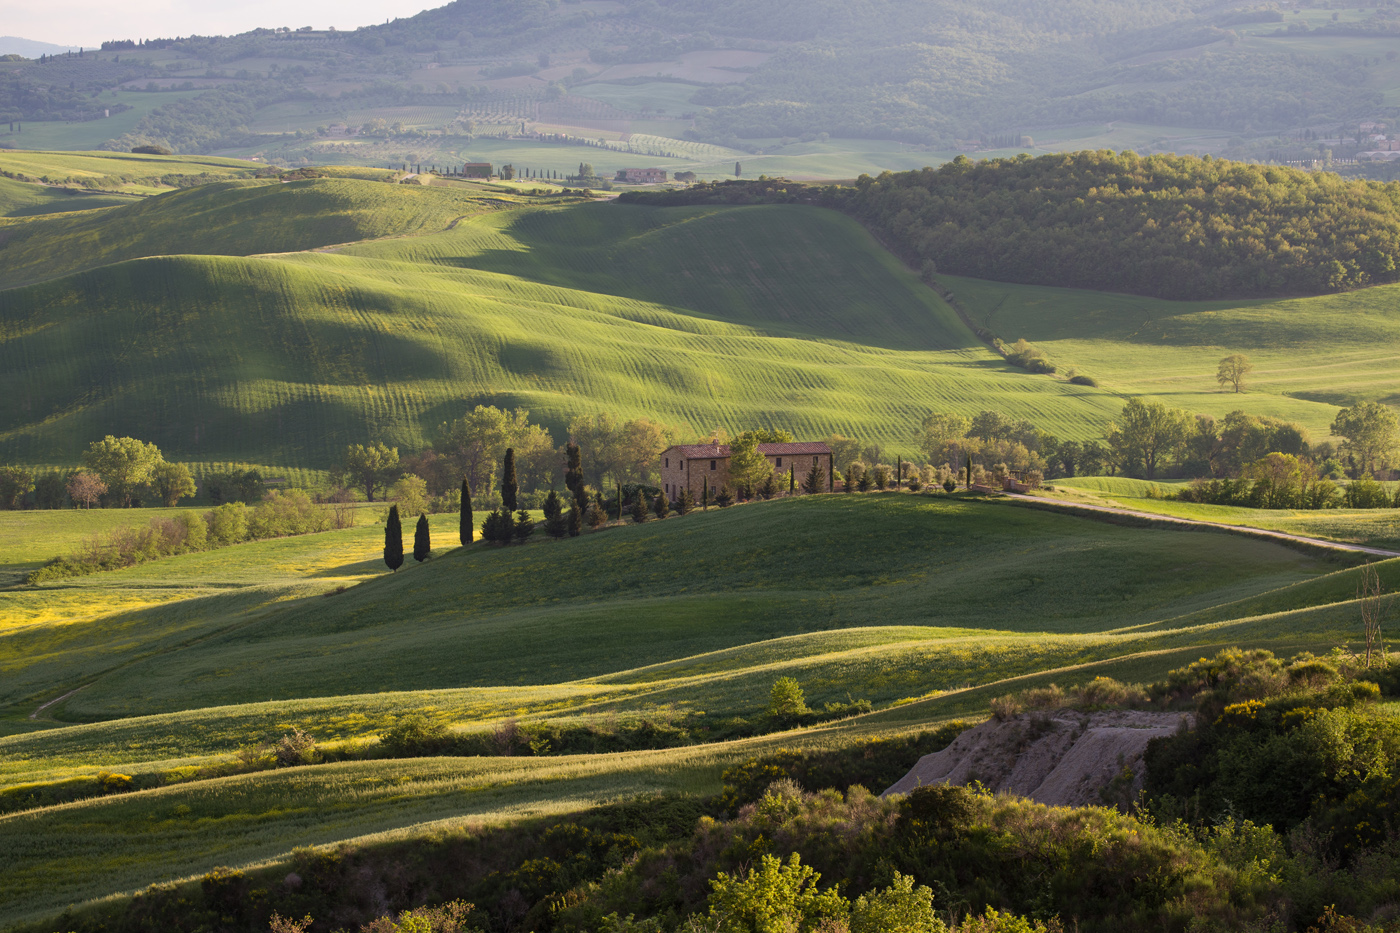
[{"x1": 47, "y1": 496, "x2": 1334, "y2": 718}]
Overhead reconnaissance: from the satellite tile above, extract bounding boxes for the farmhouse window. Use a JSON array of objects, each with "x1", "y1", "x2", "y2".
[
  {"x1": 776, "y1": 457, "x2": 783, "y2": 467},
  {"x1": 813, "y1": 456, "x2": 819, "y2": 465},
  {"x1": 665, "y1": 458, "x2": 669, "y2": 468},
  {"x1": 710, "y1": 460, "x2": 716, "y2": 470}
]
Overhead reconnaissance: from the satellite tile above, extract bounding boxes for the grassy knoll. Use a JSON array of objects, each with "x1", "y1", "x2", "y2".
[
  {"x1": 8, "y1": 495, "x2": 1346, "y2": 723},
  {"x1": 944, "y1": 273, "x2": 1400, "y2": 440},
  {"x1": 0, "y1": 177, "x2": 530, "y2": 289},
  {"x1": 0, "y1": 197, "x2": 1129, "y2": 466},
  {"x1": 1048, "y1": 477, "x2": 1400, "y2": 551}
]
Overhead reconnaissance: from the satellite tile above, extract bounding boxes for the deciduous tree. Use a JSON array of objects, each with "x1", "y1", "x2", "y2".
[
  {"x1": 1105, "y1": 398, "x2": 1192, "y2": 479},
  {"x1": 1332, "y1": 401, "x2": 1399, "y2": 476},
  {"x1": 1216, "y1": 354, "x2": 1253, "y2": 393},
  {"x1": 343, "y1": 443, "x2": 399, "y2": 502},
  {"x1": 0, "y1": 466, "x2": 34, "y2": 510},
  {"x1": 150, "y1": 462, "x2": 196, "y2": 507},
  {"x1": 67, "y1": 471, "x2": 107, "y2": 509},
  {"x1": 83, "y1": 436, "x2": 163, "y2": 507}
]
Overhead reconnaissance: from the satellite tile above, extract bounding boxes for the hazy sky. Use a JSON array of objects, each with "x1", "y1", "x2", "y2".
[{"x1": 11, "y1": 0, "x2": 442, "y2": 48}]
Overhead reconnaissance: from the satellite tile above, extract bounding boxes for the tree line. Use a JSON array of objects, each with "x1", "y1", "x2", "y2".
[{"x1": 622, "y1": 151, "x2": 1400, "y2": 299}]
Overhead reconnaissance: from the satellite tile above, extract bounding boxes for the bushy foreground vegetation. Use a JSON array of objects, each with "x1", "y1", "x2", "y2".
[{"x1": 625, "y1": 153, "x2": 1400, "y2": 299}]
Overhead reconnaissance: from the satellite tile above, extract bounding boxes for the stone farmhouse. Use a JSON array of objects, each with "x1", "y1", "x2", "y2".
[
  {"x1": 659, "y1": 441, "x2": 834, "y2": 500},
  {"x1": 623, "y1": 167, "x2": 668, "y2": 183}
]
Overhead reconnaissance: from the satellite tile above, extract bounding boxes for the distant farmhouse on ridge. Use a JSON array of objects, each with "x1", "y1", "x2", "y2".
[{"x1": 660, "y1": 441, "x2": 834, "y2": 500}]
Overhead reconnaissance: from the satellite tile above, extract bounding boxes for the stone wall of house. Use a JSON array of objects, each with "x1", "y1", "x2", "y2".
[{"x1": 659, "y1": 453, "x2": 832, "y2": 501}]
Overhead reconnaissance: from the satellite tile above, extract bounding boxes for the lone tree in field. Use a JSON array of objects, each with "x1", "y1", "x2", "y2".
[
  {"x1": 459, "y1": 479, "x2": 473, "y2": 545},
  {"x1": 384, "y1": 505, "x2": 405, "y2": 571},
  {"x1": 151, "y1": 462, "x2": 196, "y2": 507},
  {"x1": 1216, "y1": 354, "x2": 1253, "y2": 393},
  {"x1": 67, "y1": 472, "x2": 107, "y2": 509},
  {"x1": 83, "y1": 435, "x2": 163, "y2": 507},
  {"x1": 631, "y1": 489, "x2": 650, "y2": 523},
  {"x1": 802, "y1": 461, "x2": 826, "y2": 494},
  {"x1": 501, "y1": 448, "x2": 518, "y2": 510},
  {"x1": 413, "y1": 513, "x2": 431, "y2": 562},
  {"x1": 343, "y1": 442, "x2": 399, "y2": 502}
]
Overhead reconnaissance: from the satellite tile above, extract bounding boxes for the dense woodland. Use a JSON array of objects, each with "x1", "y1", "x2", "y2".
[{"x1": 625, "y1": 153, "x2": 1400, "y2": 298}]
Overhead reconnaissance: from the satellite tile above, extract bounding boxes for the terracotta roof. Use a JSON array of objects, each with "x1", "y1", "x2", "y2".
[{"x1": 664, "y1": 442, "x2": 832, "y2": 459}]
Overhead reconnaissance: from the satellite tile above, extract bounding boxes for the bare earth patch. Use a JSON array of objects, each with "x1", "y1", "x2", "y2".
[{"x1": 884, "y1": 710, "x2": 1193, "y2": 807}]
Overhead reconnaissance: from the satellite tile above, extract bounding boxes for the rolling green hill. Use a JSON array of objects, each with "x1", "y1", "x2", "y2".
[
  {"x1": 3, "y1": 492, "x2": 1395, "y2": 927},
  {"x1": 0, "y1": 177, "x2": 523, "y2": 289},
  {"x1": 0, "y1": 190, "x2": 1131, "y2": 467}
]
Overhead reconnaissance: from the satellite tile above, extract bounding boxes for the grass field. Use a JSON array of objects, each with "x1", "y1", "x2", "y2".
[
  {"x1": 0, "y1": 148, "x2": 258, "y2": 191},
  {"x1": 0, "y1": 90, "x2": 210, "y2": 152},
  {"x1": 0, "y1": 176, "x2": 141, "y2": 217},
  {"x1": 942, "y1": 274, "x2": 1400, "y2": 440},
  {"x1": 2, "y1": 492, "x2": 1396, "y2": 926},
  {"x1": 1047, "y1": 476, "x2": 1400, "y2": 551}
]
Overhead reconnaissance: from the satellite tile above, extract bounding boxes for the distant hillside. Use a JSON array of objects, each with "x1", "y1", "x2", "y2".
[
  {"x1": 0, "y1": 0, "x2": 1388, "y2": 162},
  {"x1": 0, "y1": 36, "x2": 78, "y2": 58},
  {"x1": 626, "y1": 153, "x2": 1400, "y2": 299}
]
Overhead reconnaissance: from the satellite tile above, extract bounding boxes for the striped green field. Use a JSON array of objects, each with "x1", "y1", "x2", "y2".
[
  {"x1": 0, "y1": 183, "x2": 1135, "y2": 468},
  {"x1": 0, "y1": 148, "x2": 258, "y2": 190}
]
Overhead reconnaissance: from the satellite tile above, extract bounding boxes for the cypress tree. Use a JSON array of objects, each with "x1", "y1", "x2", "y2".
[
  {"x1": 716, "y1": 485, "x2": 734, "y2": 508},
  {"x1": 803, "y1": 462, "x2": 825, "y2": 495},
  {"x1": 383, "y1": 505, "x2": 404, "y2": 571},
  {"x1": 502, "y1": 448, "x2": 518, "y2": 510},
  {"x1": 702, "y1": 483, "x2": 709, "y2": 511},
  {"x1": 789, "y1": 466, "x2": 796, "y2": 495},
  {"x1": 677, "y1": 486, "x2": 695, "y2": 515},
  {"x1": 413, "y1": 513, "x2": 431, "y2": 561},
  {"x1": 631, "y1": 489, "x2": 650, "y2": 523},
  {"x1": 567, "y1": 505, "x2": 582, "y2": 537},
  {"x1": 654, "y1": 492, "x2": 670, "y2": 519},
  {"x1": 565, "y1": 442, "x2": 586, "y2": 509},
  {"x1": 459, "y1": 479, "x2": 472, "y2": 545}
]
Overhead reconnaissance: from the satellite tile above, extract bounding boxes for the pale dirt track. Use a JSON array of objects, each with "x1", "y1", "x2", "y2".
[{"x1": 1002, "y1": 492, "x2": 1400, "y2": 559}]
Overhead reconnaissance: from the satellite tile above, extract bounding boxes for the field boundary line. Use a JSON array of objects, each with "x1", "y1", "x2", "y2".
[{"x1": 997, "y1": 493, "x2": 1400, "y2": 559}]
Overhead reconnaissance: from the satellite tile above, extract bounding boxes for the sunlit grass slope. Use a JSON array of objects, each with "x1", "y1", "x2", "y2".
[
  {"x1": 0, "y1": 176, "x2": 141, "y2": 218},
  {"x1": 0, "y1": 199, "x2": 1127, "y2": 466},
  {"x1": 943, "y1": 274, "x2": 1400, "y2": 439},
  {"x1": 0, "y1": 177, "x2": 521, "y2": 289},
  {"x1": 0, "y1": 148, "x2": 256, "y2": 186},
  {"x1": 12, "y1": 495, "x2": 1341, "y2": 721}
]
